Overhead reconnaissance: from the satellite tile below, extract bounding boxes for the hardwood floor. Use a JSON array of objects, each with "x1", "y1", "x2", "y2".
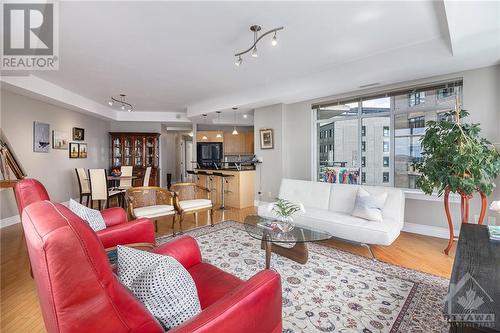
[{"x1": 0, "y1": 206, "x2": 455, "y2": 332}]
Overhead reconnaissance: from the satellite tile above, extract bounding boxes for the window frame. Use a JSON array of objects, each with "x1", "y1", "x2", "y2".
[{"x1": 312, "y1": 80, "x2": 463, "y2": 190}]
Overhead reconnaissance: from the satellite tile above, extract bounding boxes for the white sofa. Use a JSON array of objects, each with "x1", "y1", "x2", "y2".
[{"x1": 258, "y1": 178, "x2": 405, "y2": 248}]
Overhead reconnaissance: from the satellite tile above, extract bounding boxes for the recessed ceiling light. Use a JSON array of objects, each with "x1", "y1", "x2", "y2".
[{"x1": 243, "y1": 114, "x2": 248, "y2": 119}]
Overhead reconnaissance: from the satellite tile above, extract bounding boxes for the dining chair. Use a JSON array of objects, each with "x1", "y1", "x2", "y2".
[
  {"x1": 143, "y1": 166, "x2": 152, "y2": 186},
  {"x1": 118, "y1": 166, "x2": 133, "y2": 190},
  {"x1": 88, "y1": 169, "x2": 121, "y2": 210},
  {"x1": 75, "y1": 168, "x2": 91, "y2": 206}
]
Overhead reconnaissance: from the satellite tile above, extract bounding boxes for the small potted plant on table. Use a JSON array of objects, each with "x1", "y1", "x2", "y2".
[{"x1": 268, "y1": 199, "x2": 305, "y2": 232}]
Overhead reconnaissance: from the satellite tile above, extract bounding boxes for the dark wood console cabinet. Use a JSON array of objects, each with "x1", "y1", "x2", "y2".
[{"x1": 109, "y1": 132, "x2": 160, "y2": 186}]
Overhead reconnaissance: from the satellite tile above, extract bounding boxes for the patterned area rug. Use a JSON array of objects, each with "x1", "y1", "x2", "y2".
[{"x1": 157, "y1": 221, "x2": 449, "y2": 333}]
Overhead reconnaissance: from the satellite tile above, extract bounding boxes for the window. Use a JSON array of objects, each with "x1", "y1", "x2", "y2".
[
  {"x1": 383, "y1": 172, "x2": 390, "y2": 183},
  {"x1": 409, "y1": 92, "x2": 425, "y2": 107},
  {"x1": 437, "y1": 87, "x2": 455, "y2": 99},
  {"x1": 314, "y1": 80, "x2": 462, "y2": 189}
]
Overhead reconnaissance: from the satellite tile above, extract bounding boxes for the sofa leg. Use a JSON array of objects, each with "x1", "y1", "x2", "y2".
[
  {"x1": 154, "y1": 220, "x2": 158, "y2": 233},
  {"x1": 210, "y1": 208, "x2": 214, "y2": 227},
  {"x1": 361, "y1": 244, "x2": 376, "y2": 261}
]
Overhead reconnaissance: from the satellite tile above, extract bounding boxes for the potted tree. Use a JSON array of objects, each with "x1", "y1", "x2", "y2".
[{"x1": 415, "y1": 104, "x2": 500, "y2": 254}]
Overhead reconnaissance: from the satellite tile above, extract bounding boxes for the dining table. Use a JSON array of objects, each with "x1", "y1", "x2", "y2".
[{"x1": 107, "y1": 175, "x2": 138, "y2": 189}]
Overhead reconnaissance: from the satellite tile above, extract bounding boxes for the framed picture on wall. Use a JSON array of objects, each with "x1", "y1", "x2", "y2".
[
  {"x1": 78, "y1": 143, "x2": 88, "y2": 158},
  {"x1": 52, "y1": 130, "x2": 69, "y2": 149},
  {"x1": 259, "y1": 128, "x2": 274, "y2": 149},
  {"x1": 33, "y1": 122, "x2": 50, "y2": 153},
  {"x1": 69, "y1": 142, "x2": 79, "y2": 158},
  {"x1": 72, "y1": 127, "x2": 85, "y2": 141}
]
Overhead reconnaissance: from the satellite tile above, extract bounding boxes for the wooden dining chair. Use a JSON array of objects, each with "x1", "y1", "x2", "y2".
[
  {"x1": 143, "y1": 166, "x2": 152, "y2": 186},
  {"x1": 88, "y1": 169, "x2": 121, "y2": 210},
  {"x1": 75, "y1": 168, "x2": 91, "y2": 206}
]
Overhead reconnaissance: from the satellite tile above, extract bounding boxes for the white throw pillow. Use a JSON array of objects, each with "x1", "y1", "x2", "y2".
[
  {"x1": 117, "y1": 246, "x2": 201, "y2": 330},
  {"x1": 68, "y1": 198, "x2": 107, "y2": 231},
  {"x1": 351, "y1": 188, "x2": 387, "y2": 222}
]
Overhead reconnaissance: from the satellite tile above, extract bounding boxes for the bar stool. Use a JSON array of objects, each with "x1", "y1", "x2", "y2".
[
  {"x1": 196, "y1": 171, "x2": 214, "y2": 201},
  {"x1": 212, "y1": 172, "x2": 234, "y2": 210},
  {"x1": 186, "y1": 169, "x2": 197, "y2": 182}
]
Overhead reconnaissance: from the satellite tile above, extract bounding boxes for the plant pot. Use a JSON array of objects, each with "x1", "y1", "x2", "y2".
[{"x1": 278, "y1": 216, "x2": 295, "y2": 232}]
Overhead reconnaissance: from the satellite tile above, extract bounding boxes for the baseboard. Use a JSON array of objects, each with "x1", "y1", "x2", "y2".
[
  {"x1": 402, "y1": 222, "x2": 460, "y2": 239},
  {"x1": 0, "y1": 200, "x2": 70, "y2": 229}
]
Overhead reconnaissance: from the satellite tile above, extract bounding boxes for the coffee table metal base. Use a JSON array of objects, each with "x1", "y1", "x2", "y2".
[{"x1": 261, "y1": 236, "x2": 308, "y2": 269}]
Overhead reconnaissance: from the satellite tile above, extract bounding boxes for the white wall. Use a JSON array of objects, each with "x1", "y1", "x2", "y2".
[
  {"x1": 1, "y1": 90, "x2": 110, "y2": 219},
  {"x1": 254, "y1": 104, "x2": 285, "y2": 201},
  {"x1": 255, "y1": 65, "x2": 500, "y2": 231}
]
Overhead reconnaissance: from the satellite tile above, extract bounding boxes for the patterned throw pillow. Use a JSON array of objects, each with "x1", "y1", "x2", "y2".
[
  {"x1": 117, "y1": 246, "x2": 201, "y2": 330},
  {"x1": 68, "y1": 198, "x2": 107, "y2": 231},
  {"x1": 351, "y1": 188, "x2": 388, "y2": 222}
]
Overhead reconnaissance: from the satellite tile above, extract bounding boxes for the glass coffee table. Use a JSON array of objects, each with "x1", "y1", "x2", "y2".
[{"x1": 243, "y1": 215, "x2": 332, "y2": 269}]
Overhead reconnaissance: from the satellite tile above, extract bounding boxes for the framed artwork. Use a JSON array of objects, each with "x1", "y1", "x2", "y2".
[
  {"x1": 52, "y1": 130, "x2": 69, "y2": 149},
  {"x1": 259, "y1": 128, "x2": 274, "y2": 149},
  {"x1": 69, "y1": 142, "x2": 79, "y2": 158},
  {"x1": 33, "y1": 122, "x2": 50, "y2": 153},
  {"x1": 78, "y1": 143, "x2": 88, "y2": 158},
  {"x1": 72, "y1": 127, "x2": 85, "y2": 141}
]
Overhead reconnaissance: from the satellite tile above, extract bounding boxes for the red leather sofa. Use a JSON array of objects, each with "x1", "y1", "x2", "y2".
[
  {"x1": 14, "y1": 178, "x2": 155, "y2": 249},
  {"x1": 22, "y1": 200, "x2": 283, "y2": 332}
]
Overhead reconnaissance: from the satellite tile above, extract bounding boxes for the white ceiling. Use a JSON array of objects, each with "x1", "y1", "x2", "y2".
[{"x1": 2, "y1": 1, "x2": 499, "y2": 122}]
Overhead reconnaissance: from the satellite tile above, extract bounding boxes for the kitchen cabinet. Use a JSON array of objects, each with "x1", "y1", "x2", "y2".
[
  {"x1": 223, "y1": 131, "x2": 254, "y2": 155},
  {"x1": 196, "y1": 131, "x2": 223, "y2": 143}
]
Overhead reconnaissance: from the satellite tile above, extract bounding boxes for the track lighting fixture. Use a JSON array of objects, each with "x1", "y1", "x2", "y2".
[
  {"x1": 234, "y1": 25, "x2": 283, "y2": 66},
  {"x1": 108, "y1": 94, "x2": 133, "y2": 112}
]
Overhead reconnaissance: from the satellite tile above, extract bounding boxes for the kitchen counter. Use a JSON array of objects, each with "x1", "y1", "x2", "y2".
[{"x1": 192, "y1": 168, "x2": 255, "y2": 209}]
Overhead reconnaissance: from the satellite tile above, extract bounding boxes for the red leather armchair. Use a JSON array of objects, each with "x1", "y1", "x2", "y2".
[
  {"x1": 22, "y1": 200, "x2": 282, "y2": 333},
  {"x1": 14, "y1": 178, "x2": 155, "y2": 249}
]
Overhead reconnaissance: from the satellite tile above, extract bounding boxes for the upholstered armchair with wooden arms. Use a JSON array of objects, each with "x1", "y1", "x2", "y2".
[
  {"x1": 126, "y1": 186, "x2": 176, "y2": 234},
  {"x1": 170, "y1": 182, "x2": 214, "y2": 235}
]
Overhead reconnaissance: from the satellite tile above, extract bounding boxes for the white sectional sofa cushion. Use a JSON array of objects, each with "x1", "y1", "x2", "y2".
[{"x1": 258, "y1": 179, "x2": 405, "y2": 246}]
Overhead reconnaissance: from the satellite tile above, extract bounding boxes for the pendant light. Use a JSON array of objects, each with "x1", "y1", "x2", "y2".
[
  {"x1": 216, "y1": 111, "x2": 223, "y2": 138},
  {"x1": 201, "y1": 114, "x2": 208, "y2": 140},
  {"x1": 232, "y1": 107, "x2": 238, "y2": 135}
]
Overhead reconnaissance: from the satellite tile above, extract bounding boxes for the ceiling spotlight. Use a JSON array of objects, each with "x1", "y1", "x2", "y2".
[
  {"x1": 235, "y1": 56, "x2": 242, "y2": 67},
  {"x1": 271, "y1": 32, "x2": 277, "y2": 46},
  {"x1": 109, "y1": 94, "x2": 133, "y2": 112},
  {"x1": 243, "y1": 114, "x2": 248, "y2": 119},
  {"x1": 233, "y1": 25, "x2": 284, "y2": 66},
  {"x1": 251, "y1": 46, "x2": 258, "y2": 58}
]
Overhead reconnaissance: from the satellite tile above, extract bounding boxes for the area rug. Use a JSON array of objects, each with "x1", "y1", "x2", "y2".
[{"x1": 157, "y1": 221, "x2": 449, "y2": 333}]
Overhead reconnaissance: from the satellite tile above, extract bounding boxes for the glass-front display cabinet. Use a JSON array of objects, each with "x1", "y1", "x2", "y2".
[{"x1": 109, "y1": 132, "x2": 160, "y2": 186}]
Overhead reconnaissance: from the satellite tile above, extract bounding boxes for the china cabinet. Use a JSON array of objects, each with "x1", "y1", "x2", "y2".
[{"x1": 109, "y1": 132, "x2": 160, "y2": 186}]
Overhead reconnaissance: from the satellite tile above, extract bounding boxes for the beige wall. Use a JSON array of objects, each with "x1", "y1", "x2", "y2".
[
  {"x1": 1, "y1": 90, "x2": 110, "y2": 219},
  {"x1": 255, "y1": 65, "x2": 500, "y2": 230}
]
